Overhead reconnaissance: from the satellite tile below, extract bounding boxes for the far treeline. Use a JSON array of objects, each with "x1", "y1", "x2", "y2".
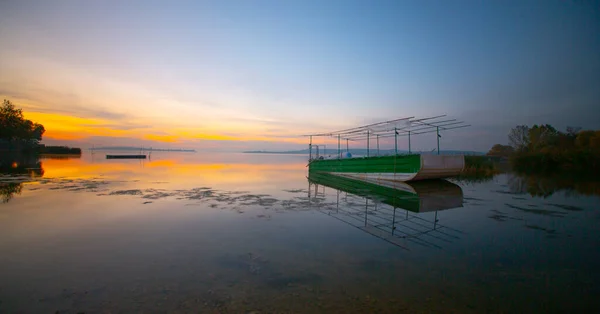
[
  {"x1": 487, "y1": 124, "x2": 599, "y2": 174},
  {"x1": 0, "y1": 99, "x2": 81, "y2": 155}
]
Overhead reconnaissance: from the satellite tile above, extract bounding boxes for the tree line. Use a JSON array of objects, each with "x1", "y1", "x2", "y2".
[
  {"x1": 487, "y1": 124, "x2": 600, "y2": 174},
  {"x1": 0, "y1": 99, "x2": 45, "y2": 146},
  {"x1": 508, "y1": 124, "x2": 599, "y2": 154}
]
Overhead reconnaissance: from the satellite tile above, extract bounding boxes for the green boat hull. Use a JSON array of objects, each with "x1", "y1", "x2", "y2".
[{"x1": 308, "y1": 154, "x2": 464, "y2": 182}]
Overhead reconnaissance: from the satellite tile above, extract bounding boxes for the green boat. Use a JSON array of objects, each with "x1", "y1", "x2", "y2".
[{"x1": 308, "y1": 153, "x2": 465, "y2": 182}]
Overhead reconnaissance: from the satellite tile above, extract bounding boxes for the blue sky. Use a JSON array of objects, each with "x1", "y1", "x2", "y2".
[{"x1": 0, "y1": 0, "x2": 598, "y2": 152}]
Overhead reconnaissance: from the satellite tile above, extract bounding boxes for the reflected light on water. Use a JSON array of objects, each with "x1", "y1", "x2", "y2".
[
  {"x1": 39, "y1": 152, "x2": 307, "y2": 191},
  {"x1": 44, "y1": 156, "x2": 304, "y2": 184},
  {"x1": 1, "y1": 153, "x2": 599, "y2": 313}
]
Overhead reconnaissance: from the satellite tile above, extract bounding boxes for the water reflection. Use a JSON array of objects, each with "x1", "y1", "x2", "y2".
[
  {"x1": 0, "y1": 152, "x2": 309, "y2": 205},
  {"x1": 38, "y1": 152, "x2": 306, "y2": 190},
  {"x1": 508, "y1": 173, "x2": 600, "y2": 197},
  {"x1": 0, "y1": 183, "x2": 22, "y2": 203},
  {"x1": 0, "y1": 154, "x2": 44, "y2": 177},
  {"x1": 308, "y1": 173, "x2": 464, "y2": 249},
  {"x1": 0, "y1": 154, "x2": 44, "y2": 203},
  {"x1": 1, "y1": 154, "x2": 599, "y2": 312}
]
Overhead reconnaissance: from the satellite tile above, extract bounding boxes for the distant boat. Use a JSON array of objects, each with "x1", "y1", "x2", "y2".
[{"x1": 106, "y1": 155, "x2": 147, "y2": 159}]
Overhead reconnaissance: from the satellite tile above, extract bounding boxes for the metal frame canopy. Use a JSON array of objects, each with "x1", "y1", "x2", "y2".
[{"x1": 303, "y1": 115, "x2": 470, "y2": 157}]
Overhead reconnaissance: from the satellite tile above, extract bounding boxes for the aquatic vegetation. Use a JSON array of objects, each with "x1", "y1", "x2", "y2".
[
  {"x1": 488, "y1": 209, "x2": 524, "y2": 222},
  {"x1": 505, "y1": 203, "x2": 566, "y2": 217},
  {"x1": 546, "y1": 203, "x2": 584, "y2": 211},
  {"x1": 525, "y1": 224, "x2": 556, "y2": 234},
  {"x1": 458, "y1": 156, "x2": 500, "y2": 180},
  {"x1": 282, "y1": 189, "x2": 308, "y2": 194},
  {"x1": 109, "y1": 189, "x2": 144, "y2": 196},
  {"x1": 0, "y1": 182, "x2": 22, "y2": 203},
  {"x1": 142, "y1": 189, "x2": 176, "y2": 199}
]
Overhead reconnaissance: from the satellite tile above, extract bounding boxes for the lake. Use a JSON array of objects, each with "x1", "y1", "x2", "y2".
[{"x1": 1, "y1": 152, "x2": 599, "y2": 313}]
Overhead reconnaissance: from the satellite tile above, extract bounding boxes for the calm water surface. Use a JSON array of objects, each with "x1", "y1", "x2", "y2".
[{"x1": 0, "y1": 152, "x2": 599, "y2": 313}]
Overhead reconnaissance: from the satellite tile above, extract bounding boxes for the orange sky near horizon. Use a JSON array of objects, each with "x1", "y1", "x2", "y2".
[
  {"x1": 22, "y1": 110, "x2": 320, "y2": 146},
  {"x1": 0, "y1": 50, "x2": 366, "y2": 151},
  {"x1": 19, "y1": 109, "x2": 344, "y2": 150}
]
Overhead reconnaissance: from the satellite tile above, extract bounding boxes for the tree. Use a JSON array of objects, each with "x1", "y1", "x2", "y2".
[
  {"x1": 0, "y1": 99, "x2": 45, "y2": 146},
  {"x1": 0, "y1": 99, "x2": 25, "y2": 141},
  {"x1": 508, "y1": 125, "x2": 530, "y2": 152},
  {"x1": 554, "y1": 126, "x2": 581, "y2": 152},
  {"x1": 528, "y1": 124, "x2": 559, "y2": 152},
  {"x1": 32, "y1": 123, "x2": 45, "y2": 143},
  {"x1": 566, "y1": 126, "x2": 582, "y2": 137},
  {"x1": 576, "y1": 130, "x2": 600, "y2": 152},
  {"x1": 487, "y1": 144, "x2": 514, "y2": 157}
]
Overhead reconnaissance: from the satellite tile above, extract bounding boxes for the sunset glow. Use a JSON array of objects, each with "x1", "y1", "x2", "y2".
[{"x1": 1, "y1": 1, "x2": 598, "y2": 152}]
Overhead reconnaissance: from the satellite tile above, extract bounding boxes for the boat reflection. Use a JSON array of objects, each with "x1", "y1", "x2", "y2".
[{"x1": 307, "y1": 172, "x2": 464, "y2": 249}]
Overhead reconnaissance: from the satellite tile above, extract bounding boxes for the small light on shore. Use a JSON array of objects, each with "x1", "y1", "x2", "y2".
[{"x1": 11, "y1": 162, "x2": 18, "y2": 168}]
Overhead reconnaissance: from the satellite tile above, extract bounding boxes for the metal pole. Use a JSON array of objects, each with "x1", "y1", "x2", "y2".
[
  {"x1": 336, "y1": 190, "x2": 340, "y2": 213},
  {"x1": 309, "y1": 135, "x2": 312, "y2": 160},
  {"x1": 376, "y1": 134, "x2": 379, "y2": 156},
  {"x1": 346, "y1": 139, "x2": 349, "y2": 151},
  {"x1": 394, "y1": 127, "x2": 398, "y2": 155},
  {"x1": 367, "y1": 130, "x2": 370, "y2": 157},
  {"x1": 408, "y1": 131, "x2": 411, "y2": 154},
  {"x1": 392, "y1": 207, "x2": 396, "y2": 235},
  {"x1": 437, "y1": 126, "x2": 440, "y2": 155},
  {"x1": 338, "y1": 134, "x2": 340, "y2": 159},
  {"x1": 364, "y1": 198, "x2": 368, "y2": 227}
]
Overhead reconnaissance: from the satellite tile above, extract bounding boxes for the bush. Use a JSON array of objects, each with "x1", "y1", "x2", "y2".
[{"x1": 511, "y1": 151, "x2": 600, "y2": 175}]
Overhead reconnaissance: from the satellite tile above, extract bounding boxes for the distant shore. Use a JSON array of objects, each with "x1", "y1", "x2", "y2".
[
  {"x1": 244, "y1": 149, "x2": 484, "y2": 155},
  {"x1": 1, "y1": 145, "x2": 82, "y2": 155},
  {"x1": 90, "y1": 147, "x2": 196, "y2": 152}
]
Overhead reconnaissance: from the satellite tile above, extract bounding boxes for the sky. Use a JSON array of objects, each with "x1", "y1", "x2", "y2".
[{"x1": 1, "y1": 0, "x2": 599, "y2": 152}]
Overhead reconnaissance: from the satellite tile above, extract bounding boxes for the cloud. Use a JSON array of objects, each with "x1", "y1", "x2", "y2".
[
  {"x1": 0, "y1": 83, "x2": 129, "y2": 122},
  {"x1": 143, "y1": 134, "x2": 180, "y2": 143}
]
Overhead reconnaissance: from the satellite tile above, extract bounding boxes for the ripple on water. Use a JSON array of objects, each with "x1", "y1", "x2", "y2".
[{"x1": 505, "y1": 203, "x2": 566, "y2": 217}]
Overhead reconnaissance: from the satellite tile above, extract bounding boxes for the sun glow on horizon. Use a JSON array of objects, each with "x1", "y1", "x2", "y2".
[{"x1": 21, "y1": 110, "x2": 313, "y2": 147}]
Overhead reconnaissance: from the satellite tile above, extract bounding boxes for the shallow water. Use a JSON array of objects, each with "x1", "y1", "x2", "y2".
[{"x1": 1, "y1": 152, "x2": 599, "y2": 313}]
